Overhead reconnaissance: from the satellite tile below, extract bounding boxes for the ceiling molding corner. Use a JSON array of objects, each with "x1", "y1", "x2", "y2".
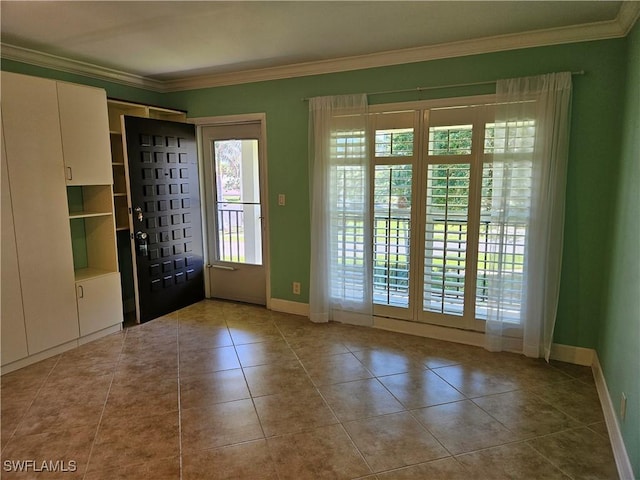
[
  {"x1": 617, "y1": 0, "x2": 640, "y2": 35},
  {"x1": 0, "y1": 43, "x2": 165, "y2": 92}
]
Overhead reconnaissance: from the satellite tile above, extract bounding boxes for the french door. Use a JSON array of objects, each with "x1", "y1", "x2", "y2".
[{"x1": 371, "y1": 101, "x2": 525, "y2": 331}]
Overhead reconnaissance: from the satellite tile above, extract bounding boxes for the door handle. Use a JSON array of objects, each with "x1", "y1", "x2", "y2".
[
  {"x1": 135, "y1": 231, "x2": 149, "y2": 257},
  {"x1": 208, "y1": 264, "x2": 236, "y2": 271}
]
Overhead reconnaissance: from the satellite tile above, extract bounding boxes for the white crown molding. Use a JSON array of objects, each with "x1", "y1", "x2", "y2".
[
  {"x1": 619, "y1": 0, "x2": 640, "y2": 35},
  {"x1": 2, "y1": 2, "x2": 639, "y2": 93},
  {"x1": 0, "y1": 43, "x2": 165, "y2": 92},
  {"x1": 163, "y1": 10, "x2": 638, "y2": 92}
]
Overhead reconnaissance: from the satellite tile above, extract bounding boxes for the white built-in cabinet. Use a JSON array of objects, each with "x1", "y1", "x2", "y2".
[
  {"x1": 1, "y1": 125, "x2": 28, "y2": 365},
  {"x1": 1, "y1": 72, "x2": 123, "y2": 373}
]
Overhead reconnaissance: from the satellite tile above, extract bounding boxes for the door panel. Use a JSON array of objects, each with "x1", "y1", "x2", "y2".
[
  {"x1": 201, "y1": 122, "x2": 267, "y2": 305},
  {"x1": 124, "y1": 116, "x2": 204, "y2": 323}
]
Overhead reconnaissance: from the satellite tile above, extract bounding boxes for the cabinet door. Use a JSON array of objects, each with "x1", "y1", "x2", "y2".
[
  {"x1": 57, "y1": 82, "x2": 112, "y2": 185},
  {"x1": 76, "y1": 273, "x2": 123, "y2": 336},
  {"x1": 1, "y1": 72, "x2": 79, "y2": 354},
  {"x1": 1, "y1": 119, "x2": 28, "y2": 365}
]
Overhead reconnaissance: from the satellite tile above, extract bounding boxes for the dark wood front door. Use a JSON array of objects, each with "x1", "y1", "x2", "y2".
[{"x1": 124, "y1": 116, "x2": 204, "y2": 323}]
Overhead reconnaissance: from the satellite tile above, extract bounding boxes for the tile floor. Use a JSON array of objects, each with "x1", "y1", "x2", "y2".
[{"x1": 0, "y1": 300, "x2": 618, "y2": 479}]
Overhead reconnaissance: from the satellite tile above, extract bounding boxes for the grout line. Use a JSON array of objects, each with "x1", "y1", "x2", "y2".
[
  {"x1": 176, "y1": 312, "x2": 184, "y2": 480},
  {"x1": 81, "y1": 329, "x2": 126, "y2": 480},
  {"x1": 0, "y1": 353, "x2": 62, "y2": 456}
]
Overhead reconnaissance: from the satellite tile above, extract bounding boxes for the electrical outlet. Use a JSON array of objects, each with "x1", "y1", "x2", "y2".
[
  {"x1": 620, "y1": 392, "x2": 627, "y2": 421},
  {"x1": 292, "y1": 281, "x2": 301, "y2": 295},
  {"x1": 278, "y1": 194, "x2": 286, "y2": 206}
]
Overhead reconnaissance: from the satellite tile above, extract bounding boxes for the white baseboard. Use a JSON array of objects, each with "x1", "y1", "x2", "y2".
[
  {"x1": 77, "y1": 324, "x2": 123, "y2": 346},
  {"x1": 0, "y1": 340, "x2": 76, "y2": 375},
  {"x1": 269, "y1": 298, "x2": 309, "y2": 317},
  {"x1": 549, "y1": 343, "x2": 594, "y2": 366},
  {"x1": 1, "y1": 324, "x2": 123, "y2": 376},
  {"x1": 592, "y1": 353, "x2": 635, "y2": 480},
  {"x1": 374, "y1": 316, "x2": 486, "y2": 347}
]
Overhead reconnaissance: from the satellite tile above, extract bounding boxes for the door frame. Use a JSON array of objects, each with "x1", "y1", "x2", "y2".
[{"x1": 190, "y1": 113, "x2": 271, "y2": 309}]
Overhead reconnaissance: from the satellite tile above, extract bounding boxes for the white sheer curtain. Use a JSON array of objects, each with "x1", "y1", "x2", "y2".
[
  {"x1": 308, "y1": 94, "x2": 373, "y2": 326},
  {"x1": 484, "y1": 72, "x2": 572, "y2": 359}
]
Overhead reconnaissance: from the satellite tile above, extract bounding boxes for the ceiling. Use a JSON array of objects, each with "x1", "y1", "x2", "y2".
[{"x1": 1, "y1": 1, "x2": 638, "y2": 91}]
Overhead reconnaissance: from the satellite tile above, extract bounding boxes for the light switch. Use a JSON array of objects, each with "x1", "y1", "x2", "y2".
[{"x1": 278, "y1": 194, "x2": 286, "y2": 206}]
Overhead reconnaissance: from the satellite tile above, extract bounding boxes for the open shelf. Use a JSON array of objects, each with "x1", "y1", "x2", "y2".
[{"x1": 74, "y1": 267, "x2": 116, "y2": 282}]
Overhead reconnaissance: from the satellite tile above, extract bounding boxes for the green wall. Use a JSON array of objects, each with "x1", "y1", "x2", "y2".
[
  {"x1": 160, "y1": 39, "x2": 628, "y2": 350},
  {"x1": 598, "y1": 20, "x2": 640, "y2": 477},
  {"x1": 0, "y1": 38, "x2": 629, "y2": 352}
]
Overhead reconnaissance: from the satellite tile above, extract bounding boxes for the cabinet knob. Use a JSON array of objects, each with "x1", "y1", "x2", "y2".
[
  {"x1": 66, "y1": 166, "x2": 73, "y2": 180},
  {"x1": 78, "y1": 285, "x2": 84, "y2": 298}
]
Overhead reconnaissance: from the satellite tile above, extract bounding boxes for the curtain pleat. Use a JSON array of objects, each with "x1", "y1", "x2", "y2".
[
  {"x1": 485, "y1": 72, "x2": 572, "y2": 359},
  {"x1": 308, "y1": 94, "x2": 373, "y2": 326}
]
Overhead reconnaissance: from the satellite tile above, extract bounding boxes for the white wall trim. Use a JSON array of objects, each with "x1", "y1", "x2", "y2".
[
  {"x1": 163, "y1": 16, "x2": 633, "y2": 91},
  {"x1": 2, "y1": 2, "x2": 638, "y2": 93},
  {"x1": 0, "y1": 43, "x2": 165, "y2": 92},
  {"x1": 1, "y1": 326, "x2": 123, "y2": 376},
  {"x1": 592, "y1": 353, "x2": 635, "y2": 480},
  {"x1": 269, "y1": 298, "x2": 309, "y2": 317},
  {"x1": 374, "y1": 316, "x2": 486, "y2": 347},
  {"x1": 549, "y1": 343, "x2": 595, "y2": 366}
]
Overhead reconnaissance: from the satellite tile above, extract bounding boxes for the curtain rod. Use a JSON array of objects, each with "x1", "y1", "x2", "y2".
[{"x1": 302, "y1": 70, "x2": 585, "y2": 101}]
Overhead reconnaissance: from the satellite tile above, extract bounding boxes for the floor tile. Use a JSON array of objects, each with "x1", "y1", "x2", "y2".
[
  {"x1": 431, "y1": 363, "x2": 520, "y2": 397},
  {"x1": 243, "y1": 361, "x2": 314, "y2": 397},
  {"x1": 344, "y1": 412, "x2": 448, "y2": 472},
  {"x1": 179, "y1": 324, "x2": 233, "y2": 351},
  {"x1": 84, "y1": 456, "x2": 180, "y2": 480},
  {"x1": 527, "y1": 427, "x2": 618, "y2": 479},
  {"x1": 378, "y1": 370, "x2": 465, "y2": 409},
  {"x1": 455, "y1": 442, "x2": 569, "y2": 479},
  {"x1": 472, "y1": 389, "x2": 580, "y2": 438},
  {"x1": 1, "y1": 425, "x2": 96, "y2": 479},
  {"x1": 413, "y1": 400, "x2": 517, "y2": 455},
  {"x1": 319, "y1": 378, "x2": 405, "y2": 422},
  {"x1": 16, "y1": 400, "x2": 104, "y2": 436},
  {"x1": 229, "y1": 324, "x2": 283, "y2": 345},
  {"x1": 183, "y1": 440, "x2": 278, "y2": 480},
  {"x1": 353, "y1": 348, "x2": 426, "y2": 377},
  {"x1": 180, "y1": 368, "x2": 250, "y2": 409},
  {"x1": 301, "y1": 352, "x2": 373, "y2": 386},
  {"x1": 267, "y1": 424, "x2": 371, "y2": 479},
  {"x1": 102, "y1": 377, "x2": 178, "y2": 419},
  {"x1": 290, "y1": 339, "x2": 351, "y2": 360},
  {"x1": 0, "y1": 300, "x2": 619, "y2": 480},
  {"x1": 114, "y1": 351, "x2": 178, "y2": 383},
  {"x1": 88, "y1": 411, "x2": 179, "y2": 471},
  {"x1": 179, "y1": 345, "x2": 240, "y2": 377},
  {"x1": 254, "y1": 387, "x2": 338, "y2": 436},
  {"x1": 235, "y1": 339, "x2": 298, "y2": 367},
  {"x1": 375, "y1": 457, "x2": 470, "y2": 479},
  {"x1": 181, "y1": 398, "x2": 264, "y2": 452},
  {"x1": 528, "y1": 379, "x2": 606, "y2": 424}
]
